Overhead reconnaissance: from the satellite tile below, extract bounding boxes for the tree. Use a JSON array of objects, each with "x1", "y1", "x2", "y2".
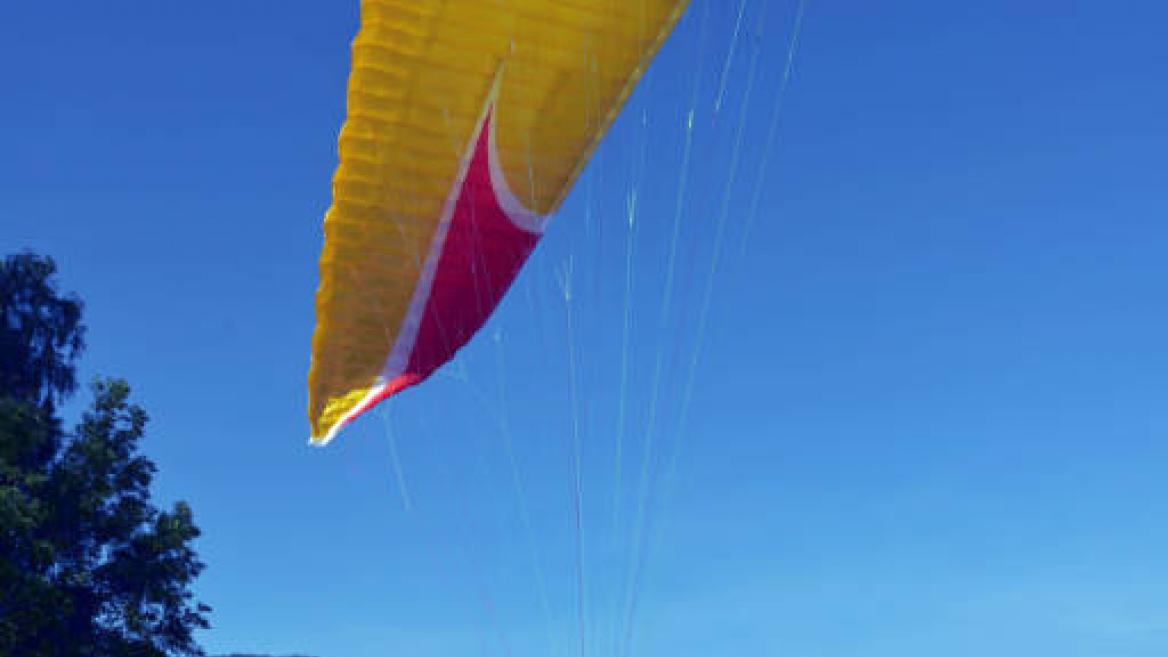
[
  {"x1": 0, "y1": 252, "x2": 210, "y2": 656},
  {"x1": 0, "y1": 253, "x2": 85, "y2": 411}
]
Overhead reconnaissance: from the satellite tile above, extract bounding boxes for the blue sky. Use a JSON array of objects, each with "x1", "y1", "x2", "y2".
[{"x1": 4, "y1": 1, "x2": 1168, "y2": 656}]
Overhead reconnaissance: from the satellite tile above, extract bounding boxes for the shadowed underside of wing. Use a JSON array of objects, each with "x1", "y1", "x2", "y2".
[{"x1": 309, "y1": 0, "x2": 690, "y2": 444}]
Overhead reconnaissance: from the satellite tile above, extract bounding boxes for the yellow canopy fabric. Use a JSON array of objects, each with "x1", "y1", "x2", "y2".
[{"x1": 310, "y1": 0, "x2": 690, "y2": 443}]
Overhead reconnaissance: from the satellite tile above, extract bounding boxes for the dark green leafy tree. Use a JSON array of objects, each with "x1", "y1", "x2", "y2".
[
  {"x1": 1, "y1": 252, "x2": 210, "y2": 656},
  {"x1": 0, "y1": 253, "x2": 85, "y2": 411}
]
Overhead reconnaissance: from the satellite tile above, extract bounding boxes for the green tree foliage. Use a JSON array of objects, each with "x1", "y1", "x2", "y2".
[
  {"x1": 0, "y1": 253, "x2": 86, "y2": 411},
  {"x1": 1, "y1": 252, "x2": 210, "y2": 656}
]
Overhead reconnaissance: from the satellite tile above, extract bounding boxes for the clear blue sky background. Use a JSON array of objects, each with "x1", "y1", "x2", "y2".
[{"x1": 4, "y1": 1, "x2": 1168, "y2": 656}]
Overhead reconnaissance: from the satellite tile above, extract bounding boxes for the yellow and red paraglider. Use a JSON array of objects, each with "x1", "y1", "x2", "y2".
[{"x1": 309, "y1": 1, "x2": 690, "y2": 443}]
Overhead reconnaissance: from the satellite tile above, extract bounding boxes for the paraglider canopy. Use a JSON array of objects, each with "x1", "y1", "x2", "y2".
[{"x1": 308, "y1": 0, "x2": 691, "y2": 443}]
